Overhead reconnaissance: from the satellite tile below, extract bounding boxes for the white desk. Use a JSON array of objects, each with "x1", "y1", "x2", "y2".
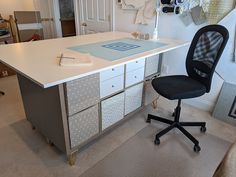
[
  {"x1": 0, "y1": 32, "x2": 188, "y2": 88},
  {"x1": 0, "y1": 32, "x2": 189, "y2": 165}
]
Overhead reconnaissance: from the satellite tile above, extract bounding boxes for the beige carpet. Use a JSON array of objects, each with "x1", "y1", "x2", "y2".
[
  {"x1": 80, "y1": 125, "x2": 231, "y2": 177},
  {"x1": 1, "y1": 76, "x2": 236, "y2": 177}
]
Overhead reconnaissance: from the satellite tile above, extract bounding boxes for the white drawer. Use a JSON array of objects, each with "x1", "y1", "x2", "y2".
[
  {"x1": 101, "y1": 93, "x2": 125, "y2": 130},
  {"x1": 100, "y1": 65, "x2": 124, "y2": 82},
  {"x1": 125, "y1": 83, "x2": 144, "y2": 115},
  {"x1": 145, "y1": 55, "x2": 159, "y2": 77},
  {"x1": 126, "y1": 58, "x2": 145, "y2": 72},
  {"x1": 125, "y1": 67, "x2": 144, "y2": 88},
  {"x1": 100, "y1": 75, "x2": 124, "y2": 98}
]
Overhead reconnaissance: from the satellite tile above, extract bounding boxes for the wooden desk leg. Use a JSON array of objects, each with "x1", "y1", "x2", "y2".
[
  {"x1": 68, "y1": 151, "x2": 77, "y2": 166},
  {"x1": 152, "y1": 94, "x2": 161, "y2": 109},
  {"x1": 152, "y1": 98, "x2": 158, "y2": 109}
]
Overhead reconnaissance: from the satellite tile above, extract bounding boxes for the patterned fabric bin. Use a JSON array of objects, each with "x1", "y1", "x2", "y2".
[
  {"x1": 101, "y1": 92, "x2": 125, "y2": 130},
  {"x1": 65, "y1": 73, "x2": 100, "y2": 116},
  {"x1": 69, "y1": 105, "x2": 99, "y2": 148}
]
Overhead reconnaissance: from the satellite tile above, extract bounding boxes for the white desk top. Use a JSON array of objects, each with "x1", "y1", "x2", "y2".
[{"x1": 0, "y1": 32, "x2": 189, "y2": 88}]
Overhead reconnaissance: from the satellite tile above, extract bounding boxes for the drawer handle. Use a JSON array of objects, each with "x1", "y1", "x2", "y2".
[
  {"x1": 112, "y1": 68, "x2": 115, "y2": 71},
  {"x1": 134, "y1": 76, "x2": 137, "y2": 79},
  {"x1": 136, "y1": 61, "x2": 138, "y2": 63},
  {"x1": 112, "y1": 85, "x2": 115, "y2": 88}
]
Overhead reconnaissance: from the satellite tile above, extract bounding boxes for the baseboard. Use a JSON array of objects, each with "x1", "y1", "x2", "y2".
[{"x1": 183, "y1": 98, "x2": 215, "y2": 112}]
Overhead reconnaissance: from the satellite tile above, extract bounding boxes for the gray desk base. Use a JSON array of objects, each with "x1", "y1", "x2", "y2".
[{"x1": 17, "y1": 54, "x2": 163, "y2": 165}]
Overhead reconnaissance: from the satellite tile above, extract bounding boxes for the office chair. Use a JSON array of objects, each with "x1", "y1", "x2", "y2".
[{"x1": 147, "y1": 25, "x2": 229, "y2": 152}]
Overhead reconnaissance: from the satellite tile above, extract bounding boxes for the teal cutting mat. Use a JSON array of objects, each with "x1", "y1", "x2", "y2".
[{"x1": 68, "y1": 38, "x2": 167, "y2": 61}]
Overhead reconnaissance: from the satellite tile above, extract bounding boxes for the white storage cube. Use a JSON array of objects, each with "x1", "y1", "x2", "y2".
[
  {"x1": 100, "y1": 75, "x2": 124, "y2": 98},
  {"x1": 125, "y1": 67, "x2": 144, "y2": 88},
  {"x1": 126, "y1": 58, "x2": 145, "y2": 72},
  {"x1": 100, "y1": 65, "x2": 124, "y2": 82}
]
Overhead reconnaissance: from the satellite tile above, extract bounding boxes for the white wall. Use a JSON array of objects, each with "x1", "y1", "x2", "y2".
[
  {"x1": 114, "y1": 5, "x2": 156, "y2": 34},
  {"x1": 0, "y1": 0, "x2": 35, "y2": 19},
  {"x1": 114, "y1": 3, "x2": 235, "y2": 112},
  {"x1": 218, "y1": 9, "x2": 236, "y2": 84}
]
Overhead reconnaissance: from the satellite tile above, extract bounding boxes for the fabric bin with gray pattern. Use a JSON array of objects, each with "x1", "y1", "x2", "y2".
[
  {"x1": 68, "y1": 105, "x2": 99, "y2": 148},
  {"x1": 65, "y1": 73, "x2": 100, "y2": 116},
  {"x1": 101, "y1": 92, "x2": 125, "y2": 130}
]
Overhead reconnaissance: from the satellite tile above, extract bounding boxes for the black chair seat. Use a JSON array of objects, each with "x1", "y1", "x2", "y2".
[{"x1": 152, "y1": 75, "x2": 206, "y2": 100}]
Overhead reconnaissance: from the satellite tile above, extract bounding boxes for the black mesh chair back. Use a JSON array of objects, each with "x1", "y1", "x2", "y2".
[{"x1": 186, "y1": 25, "x2": 229, "y2": 92}]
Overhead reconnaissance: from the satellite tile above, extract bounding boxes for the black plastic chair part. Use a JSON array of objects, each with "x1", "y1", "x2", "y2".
[{"x1": 147, "y1": 25, "x2": 229, "y2": 152}]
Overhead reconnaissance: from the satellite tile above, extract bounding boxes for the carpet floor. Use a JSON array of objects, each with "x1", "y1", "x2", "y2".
[{"x1": 80, "y1": 125, "x2": 231, "y2": 177}]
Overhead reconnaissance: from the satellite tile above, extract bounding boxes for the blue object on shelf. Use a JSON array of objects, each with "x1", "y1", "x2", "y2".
[{"x1": 68, "y1": 38, "x2": 167, "y2": 61}]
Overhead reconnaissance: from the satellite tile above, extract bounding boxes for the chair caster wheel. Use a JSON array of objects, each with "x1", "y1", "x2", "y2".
[
  {"x1": 146, "y1": 118, "x2": 151, "y2": 123},
  {"x1": 154, "y1": 138, "x2": 160, "y2": 145},
  {"x1": 194, "y1": 145, "x2": 201, "y2": 152},
  {"x1": 200, "y1": 126, "x2": 206, "y2": 133}
]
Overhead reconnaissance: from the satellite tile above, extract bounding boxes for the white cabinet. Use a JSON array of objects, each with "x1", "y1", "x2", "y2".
[
  {"x1": 100, "y1": 65, "x2": 125, "y2": 99},
  {"x1": 125, "y1": 67, "x2": 145, "y2": 87},
  {"x1": 101, "y1": 93, "x2": 125, "y2": 130},
  {"x1": 100, "y1": 75, "x2": 124, "y2": 98},
  {"x1": 100, "y1": 65, "x2": 124, "y2": 82},
  {"x1": 126, "y1": 58, "x2": 145, "y2": 72},
  {"x1": 125, "y1": 83, "x2": 144, "y2": 115},
  {"x1": 125, "y1": 58, "x2": 145, "y2": 88}
]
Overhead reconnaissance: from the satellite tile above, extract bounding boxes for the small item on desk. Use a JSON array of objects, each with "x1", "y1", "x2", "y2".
[
  {"x1": 131, "y1": 32, "x2": 150, "y2": 40},
  {"x1": 140, "y1": 33, "x2": 150, "y2": 40},
  {"x1": 131, "y1": 31, "x2": 140, "y2": 39},
  {"x1": 58, "y1": 50, "x2": 93, "y2": 67}
]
